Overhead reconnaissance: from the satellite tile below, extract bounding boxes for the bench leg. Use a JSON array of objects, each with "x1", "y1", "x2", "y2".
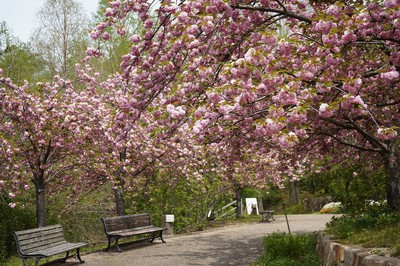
[
  {"x1": 159, "y1": 230, "x2": 166, "y2": 243},
  {"x1": 103, "y1": 236, "x2": 122, "y2": 252},
  {"x1": 76, "y1": 248, "x2": 85, "y2": 263},
  {"x1": 60, "y1": 251, "x2": 69, "y2": 262},
  {"x1": 149, "y1": 231, "x2": 166, "y2": 243},
  {"x1": 103, "y1": 236, "x2": 112, "y2": 252},
  {"x1": 114, "y1": 238, "x2": 122, "y2": 253}
]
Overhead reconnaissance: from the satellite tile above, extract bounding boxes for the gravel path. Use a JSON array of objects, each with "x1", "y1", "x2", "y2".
[{"x1": 48, "y1": 214, "x2": 336, "y2": 266}]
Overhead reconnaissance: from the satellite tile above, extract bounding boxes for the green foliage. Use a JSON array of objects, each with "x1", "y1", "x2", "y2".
[
  {"x1": 0, "y1": 22, "x2": 46, "y2": 85},
  {"x1": 242, "y1": 187, "x2": 260, "y2": 198},
  {"x1": 300, "y1": 164, "x2": 386, "y2": 215},
  {"x1": 0, "y1": 198, "x2": 36, "y2": 261},
  {"x1": 124, "y1": 170, "x2": 234, "y2": 233},
  {"x1": 334, "y1": 168, "x2": 386, "y2": 216},
  {"x1": 44, "y1": 182, "x2": 116, "y2": 244},
  {"x1": 260, "y1": 185, "x2": 283, "y2": 209},
  {"x1": 256, "y1": 232, "x2": 321, "y2": 266}
]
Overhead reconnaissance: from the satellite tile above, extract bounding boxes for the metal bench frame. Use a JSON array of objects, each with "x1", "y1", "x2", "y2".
[
  {"x1": 13, "y1": 224, "x2": 87, "y2": 266},
  {"x1": 101, "y1": 213, "x2": 166, "y2": 252}
]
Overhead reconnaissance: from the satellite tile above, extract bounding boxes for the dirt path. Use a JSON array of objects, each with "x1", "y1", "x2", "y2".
[{"x1": 49, "y1": 214, "x2": 336, "y2": 266}]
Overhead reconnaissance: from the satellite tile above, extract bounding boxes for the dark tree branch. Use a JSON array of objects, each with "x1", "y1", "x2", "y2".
[{"x1": 230, "y1": 4, "x2": 312, "y2": 24}]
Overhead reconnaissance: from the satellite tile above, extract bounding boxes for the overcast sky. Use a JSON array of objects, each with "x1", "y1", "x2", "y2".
[{"x1": 0, "y1": 0, "x2": 100, "y2": 43}]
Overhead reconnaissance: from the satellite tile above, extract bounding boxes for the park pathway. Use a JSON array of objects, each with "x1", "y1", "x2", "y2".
[{"x1": 53, "y1": 214, "x2": 336, "y2": 266}]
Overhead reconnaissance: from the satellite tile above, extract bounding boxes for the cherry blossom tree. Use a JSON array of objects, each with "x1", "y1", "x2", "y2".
[
  {"x1": 93, "y1": 0, "x2": 400, "y2": 209},
  {"x1": 75, "y1": 62, "x2": 207, "y2": 215},
  {"x1": 0, "y1": 71, "x2": 108, "y2": 226}
]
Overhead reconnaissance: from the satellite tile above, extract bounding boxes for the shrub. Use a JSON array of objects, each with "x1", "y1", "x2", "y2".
[{"x1": 326, "y1": 203, "x2": 400, "y2": 240}]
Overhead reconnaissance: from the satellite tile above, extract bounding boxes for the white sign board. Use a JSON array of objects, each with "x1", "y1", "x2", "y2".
[
  {"x1": 245, "y1": 198, "x2": 259, "y2": 215},
  {"x1": 165, "y1": 214, "x2": 174, "y2": 223}
]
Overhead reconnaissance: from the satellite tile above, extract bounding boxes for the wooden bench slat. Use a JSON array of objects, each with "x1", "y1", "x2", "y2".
[
  {"x1": 24, "y1": 242, "x2": 88, "y2": 257},
  {"x1": 16, "y1": 231, "x2": 64, "y2": 241},
  {"x1": 14, "y1": 224, "x2": 62, "y2": 235},
  {"x1": 18, "y1": 234, "x2": 66, "y2": 244},
  {"x1": 108, "y1": 226, "x2": 165, "y2": 237},
  {"x1": 20, "y1": 241, "x2": 66, "y2": 251}
]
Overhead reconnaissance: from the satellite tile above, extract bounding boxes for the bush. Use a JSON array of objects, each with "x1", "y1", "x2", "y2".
[
  {"x1": 256, "y1": 232, "x2": 321, "y2": 266},
  {"x1": 284, "y1": 203, "x2": 308, "y2": 214},
  {"x1": 326, "y1": 203, "x2": 400, "y2": 240},
  {"x1": 0, "y1": 199, "x2": 36, "y2": 261}
]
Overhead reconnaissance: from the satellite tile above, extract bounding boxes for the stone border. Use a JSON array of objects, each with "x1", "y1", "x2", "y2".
[{"x1": 317, "y1": 231, "x2": 400, "y2": 265}]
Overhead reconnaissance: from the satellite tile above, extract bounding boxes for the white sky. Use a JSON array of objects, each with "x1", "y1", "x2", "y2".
[{"x1": 0, "y1": 0, "x2": 100, "y2": 42}]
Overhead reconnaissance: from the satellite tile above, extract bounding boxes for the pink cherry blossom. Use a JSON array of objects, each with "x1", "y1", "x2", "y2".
[
  {"x1": 326, "y1": 5, "x2": 341, "y2": 18},
  {"x1": 166, "y1": 104, "x2": 186, "y2": 119},
  {"x1": 381, "y1": 70, "x2": 399, "y2": 81},
  {"x1": 102, "y1": 32, "x2": 110, "y2": 40},
  {"x1": 314, "y1": 21, "x2": 333, "y2": 34},
  {"x1": 377, "y1": 127, "x2": 398, "y2": 140},
  {"x1": 319, "y1": 103, "x2": 334, "y2": 118}
]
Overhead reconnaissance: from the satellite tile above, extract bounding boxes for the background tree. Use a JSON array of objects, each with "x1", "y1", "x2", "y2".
[
  {"x1": 31, "y1": 0, "x2": 90, "y2": 79},
  {"x1": 0, "y1": 22, "x2": 44, "y2": 85}
]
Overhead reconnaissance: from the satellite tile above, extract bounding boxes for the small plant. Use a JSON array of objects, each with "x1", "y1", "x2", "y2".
[
  {"x1": 370, "y1": 249, "x2": 384, "y2": 256},
  {"x1": 255, "y1": 232, "x2": 321, "y2": 266},
  {"x1": 391, "y1": 243, "x2": 400, "y2": 258}
]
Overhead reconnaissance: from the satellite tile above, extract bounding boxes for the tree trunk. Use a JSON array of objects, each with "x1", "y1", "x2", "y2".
[
  {"x1": 235, "y1": 188, "x2": 242, "y2": 219},
  {"x1": 34, "y1": 176, "x2": 46, "y2": 227},
  {"x1": 258, "y1": 196, "x2": 264, "y2": 212},
  {"x1": 114, "y1": 187, "x2": 125, "y2": 216},
  {"x1": 289, "y1": 179, "x2": 300, "y2": 205},
  {"x1": 114, "y1": 150, "x2": 127, "y2": 216},
  {"x1": 386, "y1": 145, "x2": 400, "y2": 210}
]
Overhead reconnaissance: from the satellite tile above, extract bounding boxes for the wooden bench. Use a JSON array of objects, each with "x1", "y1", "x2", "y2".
[
  {"x1": 260, "y1": 210, "x2": 275, "y2": 222},
  {"x1": 13, "y1": 224, "x2": 87, "y2": 266},
  {"x1": 101, "y1": 213, "x2": 166, "y2": 252}
]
